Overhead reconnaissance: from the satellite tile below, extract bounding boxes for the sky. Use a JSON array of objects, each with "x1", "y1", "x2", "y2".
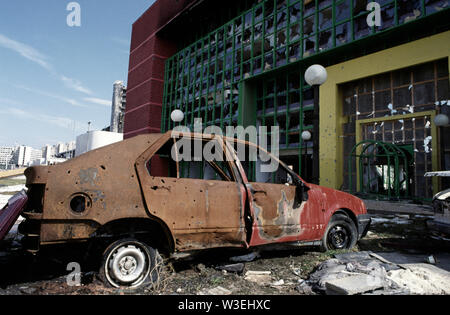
[{"x1": 0, "y1": 0, "x2": 155, "y2": 149}]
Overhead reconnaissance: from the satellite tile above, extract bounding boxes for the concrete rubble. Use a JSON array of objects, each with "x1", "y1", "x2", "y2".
[
  {"x1": 303, "y1": 251, "x2": 450, "y2": 295},
  {"x1": 244, "y1": 270, "x2": 273, "y2": 285}
]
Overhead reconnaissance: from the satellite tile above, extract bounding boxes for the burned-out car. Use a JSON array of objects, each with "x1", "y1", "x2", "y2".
[{"x1": 0, "y1": 131, "x2": 370, "y2": 288}]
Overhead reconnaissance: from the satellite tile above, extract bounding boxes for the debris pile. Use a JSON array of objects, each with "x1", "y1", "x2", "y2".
[{"x1": 303, "y1": 251, "x2": 450, "y2": 295}]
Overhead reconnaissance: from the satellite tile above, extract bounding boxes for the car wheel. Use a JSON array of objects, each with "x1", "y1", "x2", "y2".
[
  {"x1": 99, "y1": 239, "x2": 162, "y2": 289},
  {"x1": 321, "y1": 214, "x2": 358, "y2": 251}
]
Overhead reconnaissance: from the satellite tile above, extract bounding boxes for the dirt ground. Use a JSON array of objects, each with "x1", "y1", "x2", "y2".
[{"x1": 0, "y1": 213, "x2": 449, "y2": 295}]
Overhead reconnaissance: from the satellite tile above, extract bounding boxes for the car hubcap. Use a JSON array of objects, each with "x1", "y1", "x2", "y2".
[
  {"x1": 328, "y1": 226, "x2": 349, "y2": 249},
  {"x1": 106, "y1": 244, "x2": 150, "y2": 288}
]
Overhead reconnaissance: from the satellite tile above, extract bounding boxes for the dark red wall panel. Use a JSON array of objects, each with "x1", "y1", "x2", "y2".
[{"x1": 125, "y1": 0, "x2": 197, "y2": 139}]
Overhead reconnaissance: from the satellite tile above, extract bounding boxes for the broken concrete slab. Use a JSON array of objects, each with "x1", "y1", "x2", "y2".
[
  {"x1": 387, "y1": 264, "x2": 450, "y2": 295},
  {"x1": 244, "y1": 271, "x2": 272, "y2": 285},
  {"x1": 325, "y1": 274, "x2": 385, "y2": 295}
]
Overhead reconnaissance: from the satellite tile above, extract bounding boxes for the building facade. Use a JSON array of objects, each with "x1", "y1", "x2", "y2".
[
  {"x1": 124, "y1": 0, "x2": 450, "y2": 201},
  {"x1": 0, "y1": 147, "x2": 17, "y2": 169}
]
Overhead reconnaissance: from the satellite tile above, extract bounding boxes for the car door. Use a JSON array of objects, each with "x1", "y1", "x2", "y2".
[
  {"x1": 136, "y1": 133, "x2": 248, "y2": 251},
  {"x1": 225, "y1": 140, "x2": 323, "y2": 247}
]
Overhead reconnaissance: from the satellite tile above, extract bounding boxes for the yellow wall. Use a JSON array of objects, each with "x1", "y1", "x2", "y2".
[{"x1": 319, "y1": 30, "x2": 450, "y2": 191}]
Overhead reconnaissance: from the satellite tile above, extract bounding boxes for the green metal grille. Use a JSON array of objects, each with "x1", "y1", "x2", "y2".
[{"x1": 162, "y1": 0, "x2": 449, "y2": 133}]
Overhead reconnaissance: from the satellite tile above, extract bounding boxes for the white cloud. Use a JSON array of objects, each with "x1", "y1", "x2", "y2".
[
  {"x1": 0, "y1": 107, "x2": 95, "y2": 132},
  {"x1": 0, "y1": 34, "x2": 53, "y2": 72},
  {"x1": 61, "y1": 75, "x2": 93, "y2": 95},
  {"x1": 111, "y1": 37, "x2": 130, "y2": 47},
  {"x1": 0, "y1": 33, "x2": 94, "y2": 96},
  {"x1": 83, "y1": 97, "x2": 111, "y2": 107},
  {"x1": 15, "y1": 85, "x2": 88, "y2": 108}
]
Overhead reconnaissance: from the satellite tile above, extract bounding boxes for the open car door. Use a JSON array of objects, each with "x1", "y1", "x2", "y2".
[
  {"x1": 0, "y1": 190, "x2": 28, "y2": 241},
  {"x1": 135, "y1": 133, "x2": 249, "y2": 251}
]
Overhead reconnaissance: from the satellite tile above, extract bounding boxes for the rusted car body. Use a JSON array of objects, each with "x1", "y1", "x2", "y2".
[{"x1": 1, "y1": 131, "x2": 370, "y2": 288}]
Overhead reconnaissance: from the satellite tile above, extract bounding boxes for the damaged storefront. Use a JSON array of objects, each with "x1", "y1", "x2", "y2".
[{"x1": 124, "y1": 0, "x2": 450, "y2": 201}]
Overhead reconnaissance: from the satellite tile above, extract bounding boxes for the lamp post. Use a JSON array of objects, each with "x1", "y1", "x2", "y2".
[
  {"x1": 305, "y1": 64, "x2": 328, "y2": 185},
  {"x1": 435, "y1": 114, "x2": 449, "y2": 127},
  {"x1": 171, "y1": 109, "x2": 185, "y2": 126}
]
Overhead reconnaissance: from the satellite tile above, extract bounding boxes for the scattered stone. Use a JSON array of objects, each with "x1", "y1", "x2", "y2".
[
  {"x1": 271, "y1": 279, "x2": 285, "y2": 286},
  {"x1": 19, "y1": 286, "x2": 37, "y2": 295},
  {"x1": 244, "y1": 271, "x2": 272, "y2": 285},
  {"x1": 426, "y1": 255, "x2": 436, "y2": 265},
  {"x1": 290, "y1": 264, "x2": 302, "y2": 277},
  {"x1": 296, "y1": 280, "x2": 315, "y2": 295},
  {"x1": 198, "y1": 286, "x2": 232, "y2": 295},
  {"x1": 325, "y1": 274, "x2": 385, "y2": 295},
  {"x1": 196, "y1": 264, "x2": 207, "y2": 273}
]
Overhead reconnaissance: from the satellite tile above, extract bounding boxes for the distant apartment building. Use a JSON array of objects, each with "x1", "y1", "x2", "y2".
[
  {"x1": 42, "y1": 141, "x2": 76, "y2": 165},
  {"x1": 0, "y1": 145, "x2": 43, "y2": 169},
  {"x1": 15, "y1": 146, "x2": 43, "y2": 167},
  {"x1": 0, "y1": 146, "x2": 17, "y2": 169}
]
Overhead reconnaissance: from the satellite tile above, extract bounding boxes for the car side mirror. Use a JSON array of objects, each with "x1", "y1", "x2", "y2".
[{"x1": 294, "y1": 182, "x2": 309, "y2": 208}]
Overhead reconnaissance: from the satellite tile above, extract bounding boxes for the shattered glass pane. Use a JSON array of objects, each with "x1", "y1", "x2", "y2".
[
  {"x1": 253, "y1": 57, "x2": 262, "y2": 75},
  {"x1": 336, "y1": 0, "x2": 351, "y2": 22},
  {"x1": 319, "y1": 7, "x2": 333, "y2": 30},
  {"x1": 289, "y1": 23, "x2": 301, "y2": 42},
  {"x1": 264, "y1": 52, "x2": 274, "y2": 71},
  {"x1": 413, "y1": 63, "x2": 435, "y2": 82},
  {"x1": 303, "y1": 15, "x2": 315, "y2": 36},
  {"x1": 303, "y1": 0, "x2": 315, "y2": 17},
  {"x1": 354, "y1": 14, "x2": 371, "y2": 39},
  {"x1": 318, "y1": 0, "x2": 332, "y2": 10},
  {"x1": 303, "y1": 36, "x2": 316, "y2": 57},
  {"x1": 425, "y1": 0, "x2": 449, "y2": 14},
  {"x1": 437, "y1": 79, "x2": 450, "y2": 101},
  {"x1": 414, "y1": 83, "x2": 435, "y2": 105},
  {"x1": 277, "y1": 29, "x2": 287, "y2": 46},
  {"x1": 255, "y1": 4, "x2": 263, "y2": 22},
  {"x1": 319, "y1": 30, "x2": 333, "y2": 51},
  {"x1": 265, "y1": 0, "x2": 274, "y2": 17},
  {"x1": 253, "y1": 39, "x2": 263, "y2": 58},
  {"x1": 254, "y1": 22, "x2": 263, "y2": 40},
  {"x1": 289, "y1": 3, "x2": 301, "y2": 23},
  {"x1": 288, "y1": 43, "x2": 301, "y2": 63},
  {"x1": 393, "y1": 87, "x2": 411, "y2": 109},
  {"x1": 353, "y1": 0, "x2": 368, "y2": 16},
  {"x1": 277, "y1": 10, "x2": 288, "y2": 29},
  {"x1": 336, "y1": 22, "x2": 350, "y2": 46},
  {"x1": 265, "y1": 15, "x2": 275, "y2": 34},
  {"x1": 398, "y1": 0, "x2": 422, "y2": 24},
  {"x1": 234, "y1": 16, "x2": 243, "y2": 34}
]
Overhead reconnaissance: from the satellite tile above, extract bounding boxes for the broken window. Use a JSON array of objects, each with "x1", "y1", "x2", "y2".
[{"x1": 341, "y1": 59, "x2": 450, "y2": 198}]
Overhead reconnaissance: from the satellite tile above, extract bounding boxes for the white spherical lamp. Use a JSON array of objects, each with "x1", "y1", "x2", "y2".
[
  {"x1": 305, "y1": 64, "x2": 328, "y2": 86},
  {"x1": 435, "y1": 114, "x2": 449, "y2": 127},
  {"x1": 171, "y1": 109, "x2": 184, "y2": 123},
  {"x1": 302, "y1": 130, "x2": 312, "y2": 141}
]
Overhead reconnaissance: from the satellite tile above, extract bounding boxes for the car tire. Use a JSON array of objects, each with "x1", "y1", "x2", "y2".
[
  {"x1": 99, "y1": 239, "x2": 163, "y2": 290},
  {"x1": 321, "y1": 214, "x2": 358, "y2": 251}
]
